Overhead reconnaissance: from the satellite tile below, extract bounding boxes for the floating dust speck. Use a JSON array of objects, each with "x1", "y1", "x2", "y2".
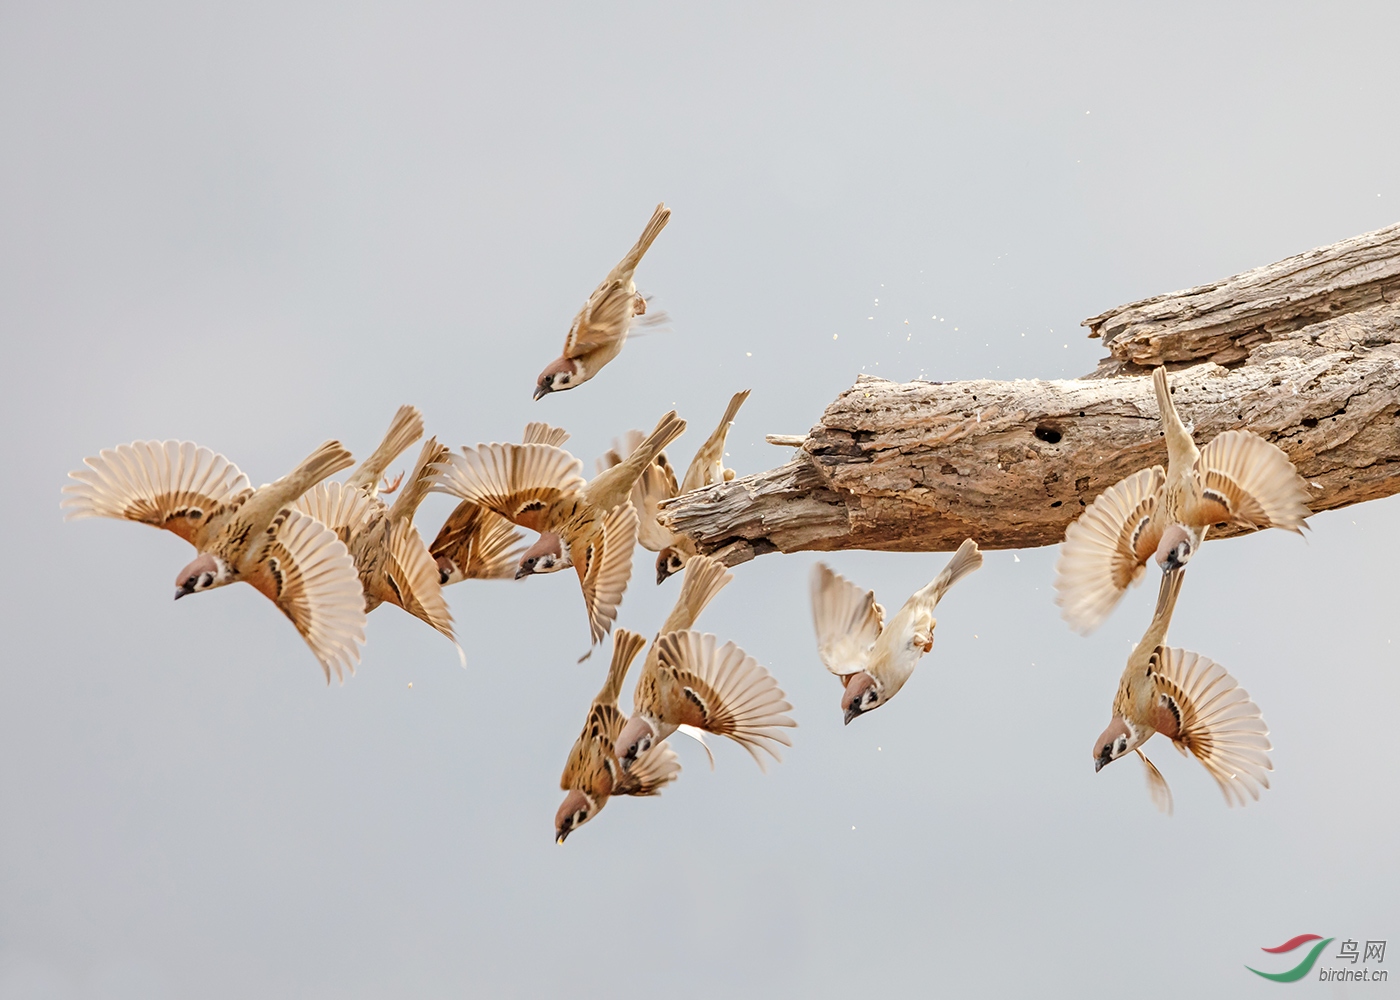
[
  {"x1": 746, "y1": 352, "x2": 752, "y2": 357},
  {"x1": 833, "y1": 334, "x2": 838, "y2": 340},
  {"x1": 407, "y1": 682, "x2": 413, "y2": 689},
  {"x1": 1013, "y1": 554, "x2": 1020, "y2": 562}
]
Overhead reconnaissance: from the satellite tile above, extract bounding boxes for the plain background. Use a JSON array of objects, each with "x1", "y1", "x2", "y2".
[{"x1": 2, "y1": 3, "x2": 1396, "y2": 997}]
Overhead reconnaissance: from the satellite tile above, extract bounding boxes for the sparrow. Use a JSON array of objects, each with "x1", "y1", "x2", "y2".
[
  {"x1": 293, "y1": 430, "x2": 460, "y2": 660},
  {"x1": 615, "y1": 555, "x2": 796, "y2": 771},
  {"x1": 555, "y1": 628, "x2": 681, "y2": 844},
  {"x1": 810, "y1": 538, "x2": 983, "y2": 725},
  {"x1": 344, "y1": 404, "x2": 423, "y2": 497},
  {"x1": 430, "y1": 411, "x2": 686, "y2": 646},
  {"x1": 1093, "y1": 567, "x2": 1272, "y2": 811},
  {"x1": 1056, "y1": 365, "x2": 1311, "y2": 635},
  {"x1": 534, "y1": 203, "x2": 671, "y2": 399},
  {"x1": 430, "y1": 422, "x2": 570, "y2": 586},
  {"x1": 599, "y1": 389, "x2": 750, "y2": 584},
  {"x1": 63, "y1": 439, "x2": 367, "y2": 681}
]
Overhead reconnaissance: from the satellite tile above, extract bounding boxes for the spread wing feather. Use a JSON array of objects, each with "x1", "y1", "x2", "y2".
[
  {"x1": 1153, "y1": 646, "x2": 1273, "y2": 807},
  {"x1": 255, "y1": 509, "x2": 367, "y2": 683},
  {"x1": 1196, "y1": 430, "x2": 1311, "y2": 532},
  {"x1": 292, "y1": 481, "x2": 379, "y2": 537},
  {"x1": 430, "y1": 443, "x2": 584, "y2": 532},
  {"x1": 578, "y1": 503, "x2": 639, "y2": 646},
  {"x1": 388, "y1": 518, "x2": 457, "y2": 648},
  {"x1": 654, "y1": 630, "x2": 797, "y2": 770},
  {"x1": 810, "y1": 563, "x2": 884, "y2": 678},
  {"x1": 62, "y1": 440, "x2": 251, "y2": 548},
  {"x1": 1055, "y1": 466, "x2": 1166, "y2": 635}
]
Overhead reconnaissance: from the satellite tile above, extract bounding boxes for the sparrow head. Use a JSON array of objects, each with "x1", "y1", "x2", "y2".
[
  {"x1": 1093, "y1": 715, "x2": 1145, "y2": 772},
  {"x1": 1154, "y1": 524, "x2": 1195, "y2": 572},
  {"x1": 435, "y1": 554, "x2": 462, "y2": 587},
  {"x1": 554, "y1": 789, "x2": 597, "y2": 844},
  {"x1": 174, "y1": 553, "x2": 225, "y2": 599},
  {"x1": 613, "y1": 715, "x2": 656, "y2": 772},
  {"x1": 841, "y1": 671, "x2": 883, "y2": 725},
  {"x1": 516, "y1": 533, "x2": 565, "y2": 578},
  {"x1": 534, "y1": 357, "x2": 578, "y2": 400},
  {"x1": 655, "y1": 547, "x2": 686, "y2": 585}
]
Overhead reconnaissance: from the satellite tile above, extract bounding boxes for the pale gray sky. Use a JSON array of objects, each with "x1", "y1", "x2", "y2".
[{"x1": 2, "y1": 2, "x2": 1397, "y2": 997}]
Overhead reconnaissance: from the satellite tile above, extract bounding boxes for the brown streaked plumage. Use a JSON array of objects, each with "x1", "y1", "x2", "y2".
[
  {"x1": 344, "y1": 404, "x2": 423, "y2": 497},
  {"x1": 598, "y1": 390, "x2": 751, "y2": 583},
  {"x1": 533, "y1": 203, "x2": 671, "y2": 399},
  {"x1": 63, "y1": 439, "x2": 366, "y2": 681},
  {"x1": 1093, "y1": 568, "x2": 1273, "y2": 810},
  {"x1": 430, "y1": 411, "x2": 686, "y2": 647},
  {"x1": 1056, "y1": 365, "x2": 1311, "y2": 635},
  {"x1": 429, "y1": 422, "x2": 569, "y2": 586},
  {"x1": 614, "y1": 555, "x2": 795, "y2": 772},
  {"x1": 555, "y1": 628, "x2": 681, "y2": 844}
]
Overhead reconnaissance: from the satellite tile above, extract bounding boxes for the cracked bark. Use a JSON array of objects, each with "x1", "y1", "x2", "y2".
[{"x1": 660, "y1": 221, "x2": 1400, "y2": 564}]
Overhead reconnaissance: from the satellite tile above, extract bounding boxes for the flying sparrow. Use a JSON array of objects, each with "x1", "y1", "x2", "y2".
[
  {"x1": 1093, "y1": 567, "x2": 1272, "y2": 811},
  {"x1": 534, "y1": 203, "x2": 671, "y2": 399},
  {"x1": 64, "y1": 439, "x2": 367, "y2": 681},
  {"x1": 1056, "y1": 365, "x2": 1311, "y2": 634},
  {"x1": 810, "y1": 538, "x2": 983, "y2": 725},
  {"x1": 343, "y1": 404, "x2": 423, "y2": 497},
  {"x1": 555, "y1": 628, "x2": 681, "y2": 844},
  {"x1": 614, "y1": 555, "x2": 795, "y2": 771},
  {"x1": 430, "y1": 411, "x2": 686, "y2": 647},
  {"x1": 430, "y1": 422, "x2": 569, "y2": 586},
  {"x1": 294, "y1": 431, "x2": 461, "y2": 661},
  {"x1": 599, "y1": 389, "x2": 750, "y2": 584}
]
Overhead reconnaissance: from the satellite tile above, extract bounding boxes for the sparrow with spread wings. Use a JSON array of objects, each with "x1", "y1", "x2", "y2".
[
  {"x1": 429, "y1": 411, "x2": 685, "y2": 648},
  {"x1": 64, "y1": 438, "x2": 367, "y2": 681},
  {"x1": 1056, "y1": 365, "x2": 1311, "y2": 635},
  {"x1": 1092, "y1": 568, "x2": 1273, "y2": 813}
]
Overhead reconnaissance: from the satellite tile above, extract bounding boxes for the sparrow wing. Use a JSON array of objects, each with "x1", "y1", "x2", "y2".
[
  {"x1": 1149, "y1": 646, "x2": 1273, "y2": 807},
  {"x1": 1196, "y1": 430, "x2": 1311, "y2": 532},
  {"x1": 575, "y1": 502, "x2": 639, "y2": 646},
  {"x1": 679, "y1": 389, "x2": 750, "y2": 494},
  {"x1": 346, "y1": 405, "x2": 423, "y2": 495},
  {"x1": 1134, "y1": 749, "x2": 1174, "y2": 816},
  {"x1": 429, "y1": 502, "x2": 524, "y2": 582},
  {"x1": 63, "y1": 440, "x2": 252, "y2": 550},
  {"x1": 597, "y1": 430, "x2": 679, "y2": 552},
  {"x1": 387, "y1": 517, "x2": 458, "y2": 652},
  {"x1": 430, "y1": 443, "x2": 585, "y2": 533},
  {"x1": 810, "y1": 563, "x2": 884, "y2": 678},
  {"x1": 564, "y1": 204, "x2": 670, "y2": 357},
  {"x1": 1055, "y1": 466, "x2": 1167, "y2": 635},
  {"x1": 292, "y1": 481, "x2": 380, "y2": 537},
  {"x1": 614, "y1": 740, "x2": 681, "y2": 796},
  {"x1": 522, "y1": 422, "x2": 571, "y2": 447},
  {"x1": 248, "y1": 509, "x2": 368, "y2": 683},
  {"x1": 653, "y1": 630, "x2": 797, "y2": 770}
]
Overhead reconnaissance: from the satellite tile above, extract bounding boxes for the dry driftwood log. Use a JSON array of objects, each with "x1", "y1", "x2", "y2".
[{"x1": 661, "y1": 222, "x2": 1400, "y2": 563}]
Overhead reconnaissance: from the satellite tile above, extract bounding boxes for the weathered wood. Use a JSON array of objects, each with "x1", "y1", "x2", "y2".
[{"x1": 660, "y1": 222, "x2": 1400, "y2": 564}]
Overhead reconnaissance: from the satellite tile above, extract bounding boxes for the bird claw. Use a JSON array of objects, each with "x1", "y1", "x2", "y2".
[
  {"x1": 380, "y1": 470, "x2": 405, "y2": 494},
  {"x1": 631, "y1": 292, "x2": 647, "y2": 316}
]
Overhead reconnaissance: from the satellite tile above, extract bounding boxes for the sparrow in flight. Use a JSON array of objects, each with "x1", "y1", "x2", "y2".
[
  {"x1": 810, "y1": 538, "x2": 983, "y2": 725},
  {"x1": 534, "y1": 203, "x2": 671, "y2": 399},
  {"x1": 599, "y1": 389, "x2": 750, "y2": 584},
  {"x1": 555, "y1": 628, "x2": 681, "y2": 844},
  {"x1": 615, "y1": 556, "x2": 796, "y2": 771},
  {"x1": 64, "y1": 439, "x2": 367, "y2": 681},
  {"x1": 430, "y1": 411, "x2": 686, "y2": 647},
  {"x1": 1093, "y1": 567, "x2": 1273, "y2": 811},
  {"x1": 429, "y1": 422, "x2": 569, "y2": 587},
  {"x1": 293, "y1": 420, "x2": 461, "y2": 661},
  {"x1": 1056, "y1": 365, "x2": 1311, "y2": 634}
]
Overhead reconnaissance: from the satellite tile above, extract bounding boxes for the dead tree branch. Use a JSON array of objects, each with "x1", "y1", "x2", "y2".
[{"x1": 661, "y1": 222, "x2": 1400, "y2": 564}]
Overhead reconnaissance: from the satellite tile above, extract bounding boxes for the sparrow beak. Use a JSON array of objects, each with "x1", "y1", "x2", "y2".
[
  {"x1": 555, "y1": 830, "x2": 569, "y2": 845},
  {"x1": 1094, "y1": 752, "x2": 1110, "y2": 773},
  {"x1": 843, "y1": 704, "x2": 862, "y2": 726},
  {"x1": 533, "y1": 384, "x2": 550, "y2": 401},
  {"x1": 655, "y1": 565, "x2": 669, "y2": 585},
  {"x1": 514, "y1": 565, "x2": 531, "y2": 580},
  {"x1": 174, "y1": 585, "x2": 194, "y2": 600}
]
